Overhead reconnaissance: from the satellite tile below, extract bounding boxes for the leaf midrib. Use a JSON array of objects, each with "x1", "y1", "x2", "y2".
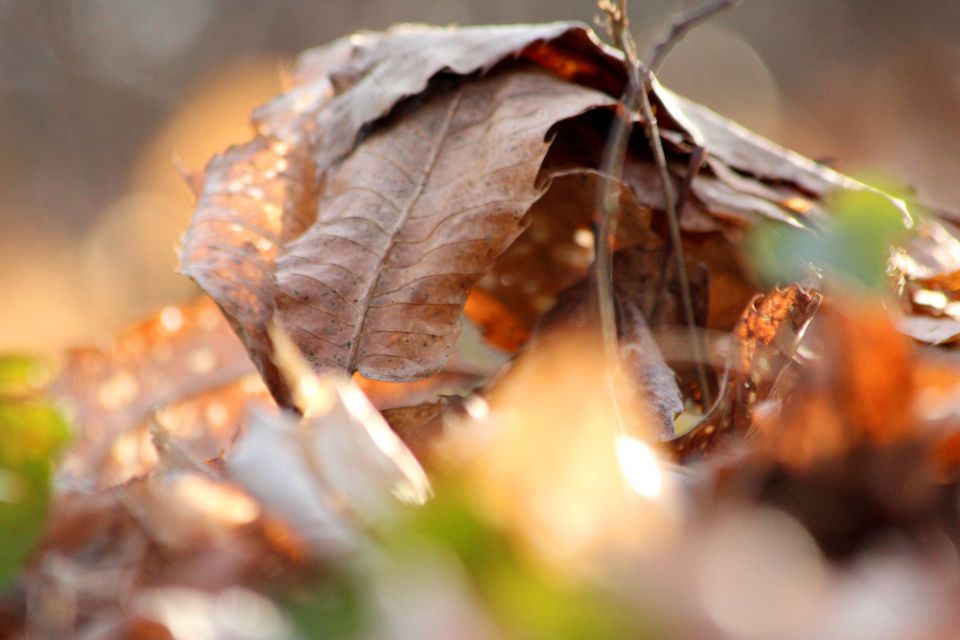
[{"x1": 343, "y1": 90, "x2": 464, "y2": 371}]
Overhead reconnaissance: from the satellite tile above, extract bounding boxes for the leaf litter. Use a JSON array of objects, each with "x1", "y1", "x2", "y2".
[{"x1": 6, "y1": 15, "x2": 960, "y2": 640}]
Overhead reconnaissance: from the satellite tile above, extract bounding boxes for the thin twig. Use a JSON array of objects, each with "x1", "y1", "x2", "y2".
[
  {"x1": 649, "y1": 145, "x2": 705, "y2": 323},
  {"x1": 597, "y1": 0, "x2": 738, "y2": 418},
  {"x1": 636, "y1": 87, "x2": 713, "y2": 409},
  {"x1": 647, "y1": 0, "x2": 740, "y2": 73},
  {"x1": 595, "y1": 1, "x2": 642, "y2": 384}
]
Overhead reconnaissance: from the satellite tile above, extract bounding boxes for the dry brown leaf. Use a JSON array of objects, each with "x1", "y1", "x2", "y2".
[
  {"x1": 25, "y1": 472, "x2": 304, "y2": 638},
  {"x1": 758, "y1": 303, "x2": 919, "y2": 469},
  {"x1": 253, "y1": 22, "x2": 622, "y2": 163},
  {"x1": 273, "y1": 67, "x2": 613, "y2": 381},
  {"x1": 655, "y1": 82, "x2": 889, "y2": 226},
  {"x1": 178, "y1": 22, "x2": 622, "y2": 400},
  {"x1": 51, "y1": 297, "x2": 255, "y2": 489},
  {"x1": 534, "y1": 247, "x2": 710, "y2": 437},
  {"x1": 180, "y1": 21, "x2": 911, "y2": 402},
  {"x1": 93, "y1": 377, "x2": 274, "y2": 488},
  {"x1": 177, "y1": 138, "x2": 316, "y2": 406},
  {"x1": 381, "y1": 399, "x2": 450, "y2": 462},
  {"x1": 715, "y1": 303, "x2": 960, "y2": 559},
  {"x1": 476, "y1": 168, "x2": 661, "y2": 327}
]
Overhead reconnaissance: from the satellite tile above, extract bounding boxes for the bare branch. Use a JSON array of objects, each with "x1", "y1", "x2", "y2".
[{"x1": 648, "y1": 0, "x2": 741, "y2": 73}]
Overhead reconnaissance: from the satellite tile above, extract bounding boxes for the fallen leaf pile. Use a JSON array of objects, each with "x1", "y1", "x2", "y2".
[{"x1": 7, "y1": 19, "x2": 960, "y2": 640}]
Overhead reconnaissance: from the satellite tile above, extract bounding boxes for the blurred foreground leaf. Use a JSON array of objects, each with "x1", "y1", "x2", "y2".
[
  {"x1": 749, "y1": 188, "x2": 909, "y2": 292},
  {"x1": 390, "y1": 483, "x2": 654, "y2": 640},
  {"x1": 0, "y1": 355, "x2": 52, "y2": 399},
  {"x1": 282, "y1": 570, "x2": 366, "y2": 640},
  {"x1": 0, "y1": 356, "x2": 70, "y2": 588}
]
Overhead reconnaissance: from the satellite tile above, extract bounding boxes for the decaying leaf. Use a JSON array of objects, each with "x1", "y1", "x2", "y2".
[
  {"x1": 228, "y1": 329, "x2": 430, "y2": 556},
  {"x1": 275, "y1": 66, "x2": 613, "y2": 381},
  {"x1": 51, "y1": 297, "x2": 256, "y2": 489},
  {"x1": 178, "y1": 139, "x2": 316, "y2": 407},
  {"x1": 702, "y1": 302, "x2": 960, "y2": 559},
  {"x1": 179, "y1": 22, "x2": 619, "y2": 400},
  {"x1": 756, "y1": 303, "x2": 918, "y2": 469},
  {"x1": 380, "y1": 399, "x2": 451, "y2": 462},
  {"x1": 94, "y1": 376, "x2": 274, "y2": 488},
  {"x1": 25, "y1": 471, "x2": 305, "y2": 638},
  {"x1": 277, "y1": 22, "x2": 622, "y2": 168},
  {"x1": 475, "y1": 167, "x2": 661, "y2": 327},
  {"x1": 658, "y1": 84, "x2": 860, "y2": 225},
  {"x1": 534, "y1": 247, "x2": 710, "y2": 437},
  {"x1": 180, "y1": 20, "x2": 910, "y2": 407}
]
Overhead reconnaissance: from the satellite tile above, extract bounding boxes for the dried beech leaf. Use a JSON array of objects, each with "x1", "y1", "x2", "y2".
[
  {"x1": 94, "y1": 376, "x2": 274, "y2": 487},
  {"x1": 274, "y1": 67, "x2": 613, "y2": 381},
  {"x1": 284, "y1": 22, "x2": 612, "y2": 168},
  {"x1": 662, "y1": 87, "x2": 847, "y2": 193},
  {"x1": 180, "y1": 23, "x2": 622, "y2": 398},
  {"x1": 381, "y1": 399, "x2": 450, "y2": 462},
  {"x1": 604, "y1": 247, "x2": 711, "y2": 407},
  {"x1": 26, "y1": 470, "x2": 305, "y2": 637},
  {"x1": 721, "y1": 305, "x2": 960, "y2": 558},
  {"x1": 181, "y1": 20, "x2": 915, "y2": 404},
  {"x1": 550, "y1": 79, "x2": 898, "y2": 232},
  {"x1": 758, "y1": 303, "x2": 920, "y2": 470},
  {"x1": 671, "y1": 284, "x2": 820, "y2": 462},
  {"x1": 477, "y1": 169, "x2": 662, "y2": 327},
  {"x1": 227, "y1": 328, "x2": 430, "y2": 555},
  {"x1": 535, "y1": 248, "x2": 704, "y2": 437},
  {"x1": 682, "y1": 232, "x2": 757, "y2": 330},
  {"x1": 178, "y1": 139, "x2": 316, "y2": 405},
  {"x1": 52, "y1": 298, "x2": 255, "y2": 489}
]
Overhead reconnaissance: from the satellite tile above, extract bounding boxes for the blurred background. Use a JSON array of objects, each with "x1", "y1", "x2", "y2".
[{"x1": 2, "y1": 0, "x2": 958, "y2": 353}]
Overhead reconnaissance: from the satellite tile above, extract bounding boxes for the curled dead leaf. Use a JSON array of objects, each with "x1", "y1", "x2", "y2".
[
  {"x1": 274, "y1": 67, "x2": 613, "y2": 381},
  {"x1": 180, "y1": 21, "x2": 903, "y2": 407}
]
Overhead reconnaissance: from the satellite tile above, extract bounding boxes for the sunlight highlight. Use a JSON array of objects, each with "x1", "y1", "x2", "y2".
[{"x1": 615, "y1": 435, "x2": 663, "y2": 499}]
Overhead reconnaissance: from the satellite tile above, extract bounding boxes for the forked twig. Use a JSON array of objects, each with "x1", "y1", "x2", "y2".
[
  {"x1": 647, "y1": 0, "x2": 741, "y2": 72},
  {"x1": 596, "y1": 0, "x2": 738, "y2": 415}
]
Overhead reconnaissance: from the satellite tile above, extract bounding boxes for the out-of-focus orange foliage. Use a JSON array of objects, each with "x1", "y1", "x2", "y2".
[
  {"x1": 758, "y1": 303, "x2": 921, "y2": 469},
  {"x1": 51, "y1": 297, "x2": 261, "y2": 489},
  {"x1": 464, "y1": 289, "x2": 531, "y2": 353}
]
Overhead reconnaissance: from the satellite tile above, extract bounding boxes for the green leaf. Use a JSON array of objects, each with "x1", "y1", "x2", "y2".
[
  {"x1": 281, "y1": 571, "x2": 366, "y2": 640},
  {"x1": 0, "y1": 395, "x2": 70, "y2": 588},
  {"x1": 389, "y1": 482, "x2": 658, "y2": 640},
  {"x1": 0, "y1": 355, "x2": 53, "y2": 399},
  {"x1": 748, "y1": 188, "x2": 910, "y2": 294}
]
